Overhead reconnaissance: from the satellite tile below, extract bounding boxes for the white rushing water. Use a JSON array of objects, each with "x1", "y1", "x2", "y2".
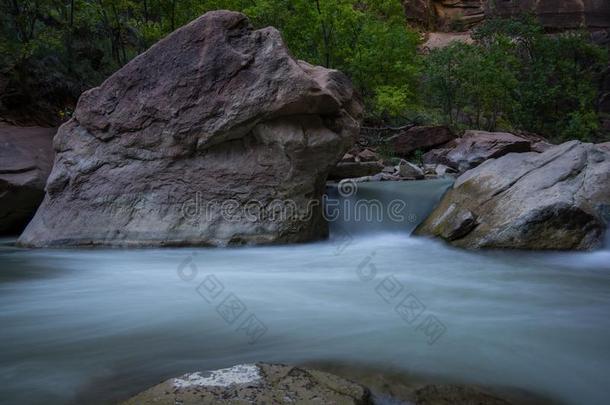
[{"x1": 0, "y1": 180, "x2": 609, "y2": 404}]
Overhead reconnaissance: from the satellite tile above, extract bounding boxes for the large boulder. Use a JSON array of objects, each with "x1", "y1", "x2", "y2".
[
  {"x1": 387, "y1": 125, "x2": 455, "y2": 157},
  {"x1": 416, "y1": 141, "x2": 610, "y2": 250},
  {"x1": 121, "y1": 363, "x2": 372, "y2": 405},
  {"x1": 18, "y1": 11, "x2": 362, "y2": 247},
  {"x1": 0, "y1": 125, "x2": 55, "y2": 234},
  {"x1": 423, "y1": 130, "x2": 532, "y2": 173}
]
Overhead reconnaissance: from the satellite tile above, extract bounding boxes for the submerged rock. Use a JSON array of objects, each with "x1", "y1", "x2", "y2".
[
  {"x1": 0, "y1": 125, "x2": 55, "y2": 234},
  {"x1": 18, "y1": 11, "x2": 362, "y2": 247},
  {"x1": 121, "y1": 363, "x2": 372, "y2": 405},
  {"x1": 414, "y1": 384, "x2": 511, "y2": 405},
  {"x1": 416, "y1": 141, "x2": 610, "y2": 250}
]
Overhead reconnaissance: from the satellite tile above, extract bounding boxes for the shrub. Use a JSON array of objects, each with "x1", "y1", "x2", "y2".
[{"x1": 422, "y1": 16, "x2": 608, "y2": 141}]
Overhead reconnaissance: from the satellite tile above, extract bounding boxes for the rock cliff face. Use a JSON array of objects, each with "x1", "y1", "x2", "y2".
[
  {"x1": 416, "y1": 141, "x2": 610, "y2": 250},
  {"x1": 404, "y1": 0, "x2": 485, "y2": 30},
  {"x1": 18, "y1": 11, "x2": 362, "y2": 247},
  {"x1": 487, "y1": 0, "x2": 610, "y2": 30},
  {"x1": 404, "y1": 0, "x2": 610, "y2": 31},
  {"x1": 0, "y1": 125, "x2": 55, "y2": 234}
]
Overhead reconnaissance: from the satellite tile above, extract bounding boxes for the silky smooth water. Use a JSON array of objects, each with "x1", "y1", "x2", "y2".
[{"x1": 1, "y1": 180, "x2": 609, "y2": 404}]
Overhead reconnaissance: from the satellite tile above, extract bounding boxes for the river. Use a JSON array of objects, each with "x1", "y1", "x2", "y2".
[{"x1": 0, "y1": 179, "x2": 609, "y2": 404}]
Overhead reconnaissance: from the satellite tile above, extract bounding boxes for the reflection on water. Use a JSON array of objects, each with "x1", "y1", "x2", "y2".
[{"x1": 0, "y1": 179, "x2": 609, "y2": 404}]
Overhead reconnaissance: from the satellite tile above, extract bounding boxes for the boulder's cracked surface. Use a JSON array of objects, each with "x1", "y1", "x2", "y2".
[
  {"x1": 416, "y1": 141, "x2": 610, "y2": 250},
  {"x1": 18, "y1": 11, "x2": 362, "y2": 247}
]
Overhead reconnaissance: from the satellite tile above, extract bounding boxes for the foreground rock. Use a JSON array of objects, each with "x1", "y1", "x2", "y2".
[
  {"x1": 18, "y1": 11, "x2": 362, "y2": 247},
  {"x1": 416, "y1": 141, "x2": 610, "y2": 250},
  {"x1": 0, "y1": 125, "x2": 55, "y2": 234},
  {"x1": 123, "y1": 363, "x2": 529, "y2": 405},
  {"x1": 423, "y1": 130, "x2": 533, "y2": 173},
  {"x1": 121, "y1": 364, "x2": 372, "y2": 405}
]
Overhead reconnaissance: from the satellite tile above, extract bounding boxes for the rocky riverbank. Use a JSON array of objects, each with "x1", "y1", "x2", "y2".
[{"x1": 416, "y1": 141, "x2": 610, "y2": 250}]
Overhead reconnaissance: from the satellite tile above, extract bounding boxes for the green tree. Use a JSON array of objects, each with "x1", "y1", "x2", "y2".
[
  {"x1": 422, "y1": 16, "x2": 608, "y2": 141},
  {"x1": 1, "y1": 0, "x2": 420, "y2": 124},
  {"x1": 242, "y1": 0, "x2": 420, "y2": 118}
]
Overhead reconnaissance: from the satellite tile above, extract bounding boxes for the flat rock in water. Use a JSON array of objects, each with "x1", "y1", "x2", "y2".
[
  {"x1": 17, "y1": 11, "x2": 362, "y2": 247},
  {"x1": 416, "y1": 141, "x2": 610, "y2": 250},
  {"x1": 121, "y1": 363, "x2": 372, "y2": 405}
]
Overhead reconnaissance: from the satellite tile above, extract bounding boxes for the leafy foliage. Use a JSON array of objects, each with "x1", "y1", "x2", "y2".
[
  {"x1": 1, "y1": 3, "x2": 607, "y2": 141},
  {"x1": 0, "y1": 0, "x2": 420, "y2": 124},
  {"x1": 422, "y1": 16, "x2": 608, "y2": 141}
]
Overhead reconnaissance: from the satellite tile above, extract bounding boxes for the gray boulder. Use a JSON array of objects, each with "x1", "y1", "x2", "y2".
[
  {"x1": 18, "y1": 11, "x2": 362, "y2": 247},
  {"x1": 121, "y1": 363, "x2": 372, "y2": 405},
  {"x1": 0, "y1": 125, "x2": 55, "y2": 234},
  {"x1": 416, "y1": 141, "x2": 610, "y2": 250}
]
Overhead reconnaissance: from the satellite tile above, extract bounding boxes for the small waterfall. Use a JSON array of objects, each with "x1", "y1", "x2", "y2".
[{"x1": 325, "y1": 178, "x2": 453, "y2": 237}]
